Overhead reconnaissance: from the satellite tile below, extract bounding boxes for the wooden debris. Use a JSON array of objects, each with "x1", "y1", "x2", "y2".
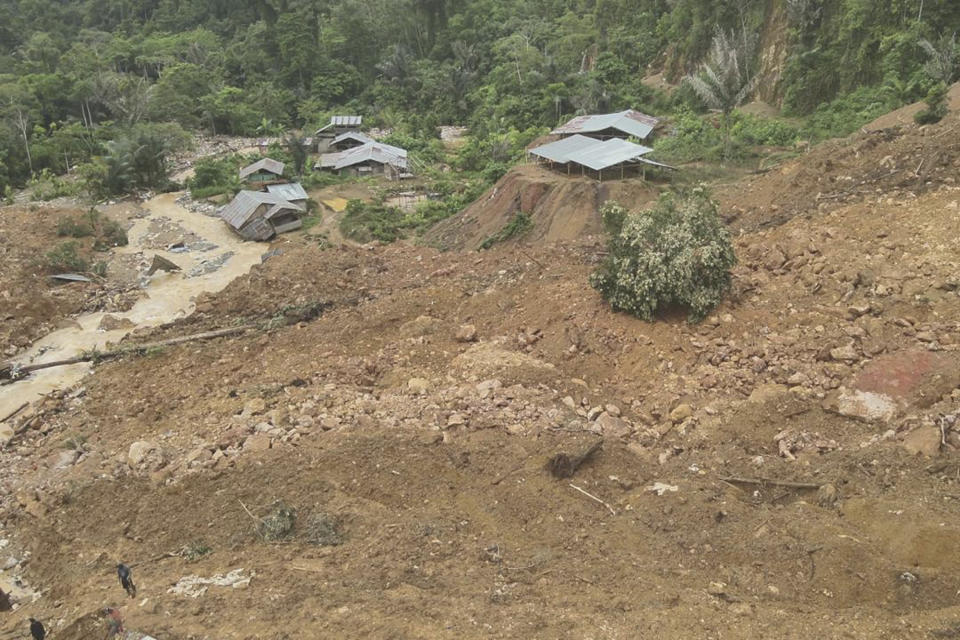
[
  {"x1": 0, "y1": 325, "x2": 256, "y2": 382},
  {"x1": 720, "y1": 476, "x2": 821, "y2": 490},
  {"x1": 547, "y1": 440, "x2": 603, "y2": 479},
  {"x1": 147, "y1": 255, "x2": 182, "y2": 275}
]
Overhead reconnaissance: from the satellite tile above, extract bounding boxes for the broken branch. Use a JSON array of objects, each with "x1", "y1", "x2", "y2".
[
  {"x1": 548, "y1": 440, "x2": 602, "y2": 479},
  {"x1": 569, "y1": 483, "x2": 617, "y2": 516},
  {"x1": 720, "y1": 476, "x2": 821, "y2": 490}
]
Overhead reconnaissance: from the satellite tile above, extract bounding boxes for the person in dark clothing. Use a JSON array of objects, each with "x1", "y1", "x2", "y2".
[
  {"x1": 29, "y1": 617, "x2": 46, "y2": 640},
  {"x1": 117, "y1": 562, "x2": 137, "y2": 598}
]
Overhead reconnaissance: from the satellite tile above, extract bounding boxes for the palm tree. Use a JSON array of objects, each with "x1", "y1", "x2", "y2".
[
  {"x1": 919, "y1": 32, "x2": 958, "y2": 84},
  {"x1": 684, "y1": 28, "x2": 757, "y2": 161}
]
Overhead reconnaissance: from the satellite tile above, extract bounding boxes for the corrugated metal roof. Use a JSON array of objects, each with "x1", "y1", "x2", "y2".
[
  {"x1": 571, "y1": 138, "x2": 654, "y2": 171},
  {"x1": 316, "y1": 115, "x2": 363, "y2": 134},
  {"x1": 332, "y1": 131, "x2": 374, "y2": 146},
  {"x1": 220, "y1": 191, "x2": 303, "y2": 230},
  {"x1": 238, "y1": 158, "x2": 285, "y2": 180},
  {"x1": 266, "y1": 182, "x2": 308, "y2": 201},
  {"x1": 528, "y1": 135, "x2": 599, "y2": 163},
  {"x1": 552, "y1": 110, "x2": 660, "y2": 140},
  {"x1": 316, "y1": 141, "x2": 408, "y2": 171},
  {"x1": 331, "y1": 115, "x2": 362, "y2": 127}
]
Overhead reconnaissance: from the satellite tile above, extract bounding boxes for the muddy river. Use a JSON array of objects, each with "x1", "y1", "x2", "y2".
[{"x1": 0, "y1": 193, "x2": 263, "y2": 418}]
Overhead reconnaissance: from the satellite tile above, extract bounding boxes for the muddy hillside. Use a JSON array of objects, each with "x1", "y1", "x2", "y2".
[{"x1": 1, "y1": 113, "x2": 960, "y2": 639}]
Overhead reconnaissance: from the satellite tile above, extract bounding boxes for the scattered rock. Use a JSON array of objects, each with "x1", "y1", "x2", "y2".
[
  {"x1": 455, "y1": 324, "x2": 478, "y2": 342},
  {"x1": 128, "y1": 441, "x2": 161, "y2": 468},
  {"x1": 98, "y1": 315, "x2": 136, "y2": 331},
  {"x1": 243, "y1": 398, "x2": 267, "y2": 415},
  {"x1": 54, "y1": 449, "x2": 80, "y2": 470},
  {"x1": 447, "y1": 413, "x2": 467, "y2": 428},
  {"x1": 408, "y1": 378, "x2": 430, "y2": 395},
  {"x1": 647, "y1": 482, "x2": 679, "y2": 496},
  {"x1": 243, "y1": 434, "x2": 272, "y2": 452},
  {"x1": 902, "y1": 427, "x2": 942, "y2": 457},
  {"x1": 825, "y1": 389, "x2": 899, "y2": 423},
  {"x1": 830, "y1": 343, "x2": 860, "y2": 363},
  {"x1": 595, "y1": 413, "x2": 632, "y2": 438},
  {"x1": 0, "y1": 423, "x2": 13, "y2": 447},
  {"x1": 669, "y1": 404, "x2": 693, "y2": 423}
]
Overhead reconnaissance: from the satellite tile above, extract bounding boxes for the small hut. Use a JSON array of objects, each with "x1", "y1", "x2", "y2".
[
  {"x1": 220, "y1": 190, "x2": 304, "y2": 241},
  {"x1": 315, "y1": 142, "x2": 409, "y2": 180},
  {"x1": 315, "y1": 116, "x2": 363, "y2": 153},
  {"x1": 239, "y1": 158, "x2": 285, "y2": 185},
  {"x1": 265, "y1": 182, "x2": 309, "y2": 209}
]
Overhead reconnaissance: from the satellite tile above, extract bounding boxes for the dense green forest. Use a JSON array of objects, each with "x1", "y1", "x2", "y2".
[{"x1": 1, "y1": 0, "x2": 959, "y2": 195}]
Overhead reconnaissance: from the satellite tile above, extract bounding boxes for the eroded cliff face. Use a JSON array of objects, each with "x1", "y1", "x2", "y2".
[{"x1": 754, "y1": 0, "x2": 791, "y2": 105}]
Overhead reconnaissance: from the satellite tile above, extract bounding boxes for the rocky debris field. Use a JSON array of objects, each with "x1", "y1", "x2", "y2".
[{"x1": 1, "y1": 116, "x2": 960, "y2": 638}]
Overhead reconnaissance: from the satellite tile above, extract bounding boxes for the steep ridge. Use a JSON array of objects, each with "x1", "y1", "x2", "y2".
[{"x1": 424, "y1": 163, "x2": 658, "y2": 251}]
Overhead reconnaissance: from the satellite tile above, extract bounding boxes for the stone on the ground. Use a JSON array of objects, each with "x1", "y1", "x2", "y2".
[{"x1": 455, "y1": 324, "x2": 478, "y2": 342}]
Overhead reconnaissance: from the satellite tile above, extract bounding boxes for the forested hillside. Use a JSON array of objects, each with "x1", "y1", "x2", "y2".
[{"x1": 1, "y1": 0, "x2": 959, "y2": 193}]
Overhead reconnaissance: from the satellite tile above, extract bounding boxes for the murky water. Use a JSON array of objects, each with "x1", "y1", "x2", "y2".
[{"x1": 0, "y1": 193, "x2": 263, "y2": 418}]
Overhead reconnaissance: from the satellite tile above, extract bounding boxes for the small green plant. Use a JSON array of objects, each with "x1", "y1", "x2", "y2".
[
  {"x1": 591, "y1": 187, "x2": 736, "y2": 323},
  {"x1": 479, "y1": 212, "x2": 532, "y2": 249},
  {"x1": 257, "y1": 501, "x2": 296, "y2": 541},
  {"x1": 45, "y1": 241, "x2": 89, "y2": 273},
  {"x1": 181, "y1": 540, "x2": 212, "y2": 562},
  {"x1": 915, "y1": 82, "x2": 948, "y2": 125},
  {"x1": 61, "y1": 433, "x2": 88, "y2": 451},
  {"x1": 57, "y1": 216, "x2": 94, "y2": 238},
  {"x1": 304, "y1": 511, "x2": 344, "y2": 546}
]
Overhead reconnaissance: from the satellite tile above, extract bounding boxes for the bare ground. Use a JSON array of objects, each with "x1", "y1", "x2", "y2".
[{"x1": 1, "y1": 113, "x2": 960, "y2": 639}]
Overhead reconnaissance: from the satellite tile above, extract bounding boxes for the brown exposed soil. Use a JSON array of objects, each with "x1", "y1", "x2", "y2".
[
  {"x1": 2, "y1": 108, "x2": 960, "y2": 639},
  {"x1": 0, "y1": 204, "x2": 140, "y2": 356},
  {"x1": 424, "y1": 164, "x2": 658, "y2": 251}
]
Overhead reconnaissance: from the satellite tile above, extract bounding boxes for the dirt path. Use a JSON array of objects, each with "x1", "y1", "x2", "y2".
[{"x1": 0, "y1": 193, "x2": 264, "y2": 418}]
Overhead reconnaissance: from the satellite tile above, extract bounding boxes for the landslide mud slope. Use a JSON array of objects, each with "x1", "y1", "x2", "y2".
[
  {"x1": 424, "y1": 164, "x2": 658, "y2": 251},
  {"x1": 1, "y1": 116, "x2": 960, "y2": 638}
]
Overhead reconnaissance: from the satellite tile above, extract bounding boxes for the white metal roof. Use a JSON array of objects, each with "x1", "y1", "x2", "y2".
[
  {"x1": 529, "y1": 136, "x2": 656, "y2": 171},
  {"x1": 315, "y1": 115, "x2": 363, "y2": 135},
  {"x1": 265, "y1": 182, "x2": 309, "y2": 201},
  {"x1": 552, "y1": 110, "x2": 660, "y2": 140},
  {"x1": 527, "y1": 135, "x2": 598, "y2": 163},
  {"x1": 220, "y1": 190, "x2": 304, "y2": 230},
  {"x1": 571, "y1": 138, "x2": 654, "y2": 171},
  {"x1": 332, "y1": 131, "x2": 374, "y2": 146},
  {"x1": 238, "y1": 158, "x2": 285, "y2": 180},
  {"x1": 316, "y1": 141, "x2": 408, "y2": 171}
]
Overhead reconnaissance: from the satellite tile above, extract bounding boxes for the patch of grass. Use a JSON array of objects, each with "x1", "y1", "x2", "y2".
[
  {"x1": 304, "y1": 511, "x2": 344, "y2": 546},
  {"x1": 258, "y1": 501, "x2": 296, "y2": 541},
  {"x1": 57, "y1": 217, "x2": 94, "y2": 238},
  {"x1": 61, "y1": 433, "x2": 88, "y2": 451},
  {"x1": 180, "y1": 540, "x2": 212, "y2": 562},
  {"x1": 479, "y1": 212, "x2": 532, "y2": 250},
  {"x1": 45, "y1": 241, "x2": 88, "y2": 273}
]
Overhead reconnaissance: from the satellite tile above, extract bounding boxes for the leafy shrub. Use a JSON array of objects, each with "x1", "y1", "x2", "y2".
[
  {"x1": 915, "y1": 82, "x2": 948, "y2": 125},
  {"x1": 304, "y1": 511, "x2": 344, "y2": 546},
  {"x1": 258, "y1": 501, "x2": 296, "y2": 541},
  {"x1": 181, "y1": 540, "x2": 212, "y2": 562},
  {"x1": 591, "y1": 188, "x2": 736, "y2": 323},
  {"x1": 45, "y1": 241, "x2": 89, "y2": 273},
  {"x1": 57, "y1": 216, "x2": 94, "y2": 238},
  {"x1": 479, "y1": 212, "x2": 532, "y2": 249}
]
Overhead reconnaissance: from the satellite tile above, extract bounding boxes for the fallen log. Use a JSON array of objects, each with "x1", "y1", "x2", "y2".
[
  {"x1": 547, "y1": 440, "x2": 603, "y2": 479},
  {"x1": 0, "y1": 324, "x2": 256, "y2": 382},
  {"x1": 720, "y1": 476, "x2": 821, "y2": 490}
]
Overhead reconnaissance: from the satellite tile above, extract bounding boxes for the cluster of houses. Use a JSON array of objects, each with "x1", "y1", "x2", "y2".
[
  {"x1": 529, "y1": 109, "x2": 674, "y2": 181},
  {"x1": 220, "y1": 116, "x2": 411, "y2": 241},
  {"x1": 220, "y1": 110, "x2": 672, "y2": 241}
]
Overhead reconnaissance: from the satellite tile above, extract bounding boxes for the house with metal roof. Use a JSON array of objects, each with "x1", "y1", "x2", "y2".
[
  {"x1": 315, "y1": 141, "x2": 410, "y2": 180},
  {"x1": 315, "y1": 115, "x2": 365, "y2": 152},
  {"x1": 329, "y1": 131, "x2": 374, "y2": 152},
  {"x1": 528, "y1": 135, "x2": 672, "y2": 181},
  {"x1": 552, "y1": 110, "x2": 661, "y2": 141},
  {"x1": 265, "y1": 182, "x2": 308, "y2": 208},
  {"x1": 239, "y1": 158, "x2": 285, "y2": 185},
  {"x1": 220, "y1": 190, "x2": 305, "y2": 241}
]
